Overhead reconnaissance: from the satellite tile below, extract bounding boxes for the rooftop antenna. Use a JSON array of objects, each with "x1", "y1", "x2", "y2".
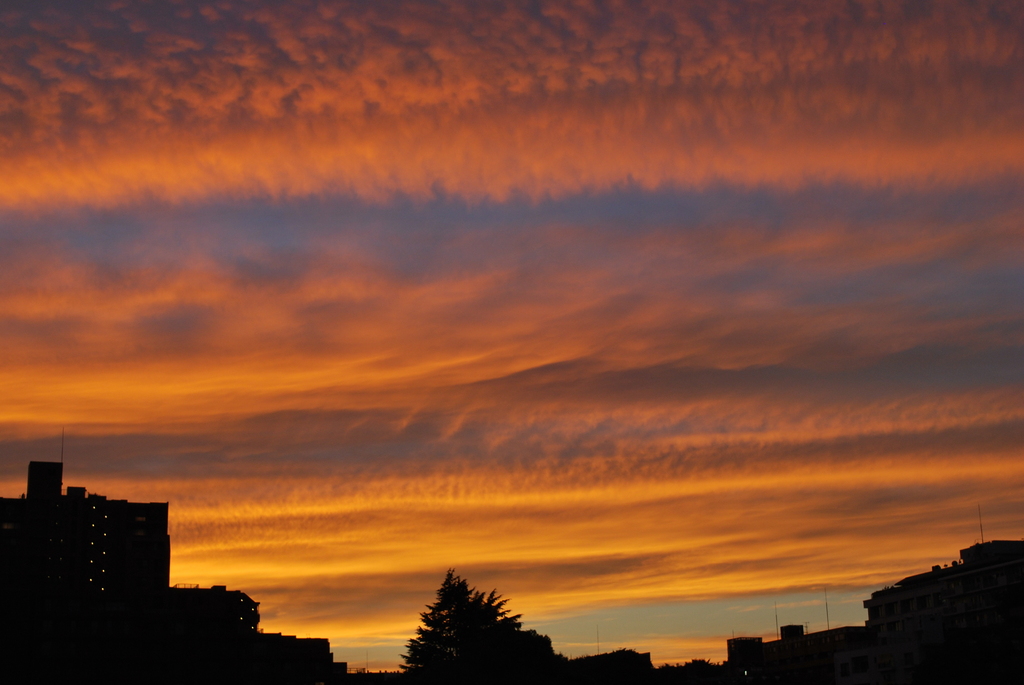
[
  {"x1": 596, "y1": 625, "x2": 600, "y2": 655},
  {"x1": 978, "y1": 504, "x2": 985, "y2": 544},
  {"x1": 824, "y1": 587, "x2": 830, "y2": 631},
  {"x1": 774, "y1": 601, "x2": 779, "y2": 639}
]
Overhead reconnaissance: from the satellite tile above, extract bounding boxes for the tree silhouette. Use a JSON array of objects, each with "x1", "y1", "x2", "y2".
[{"x1": 402, "y1": 570, "x2": 564, "y2": 684}]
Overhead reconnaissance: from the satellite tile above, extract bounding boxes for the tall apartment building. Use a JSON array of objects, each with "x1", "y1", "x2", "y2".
[
  {"x1": 0, "y1": 461, "x2": 170, "y2": 597},
  {"x1": 0, "y1": 461, "x2": 332, "y2": 685}
]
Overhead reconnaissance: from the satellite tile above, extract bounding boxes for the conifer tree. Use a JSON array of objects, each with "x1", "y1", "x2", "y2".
[{"x1": 402, "y1": 570, "x2": 562, "y2": 684}]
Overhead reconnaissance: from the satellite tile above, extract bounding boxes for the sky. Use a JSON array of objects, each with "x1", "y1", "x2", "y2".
[{"x1": 2, "y1": 0, "x2": 1024, "y2": 668}]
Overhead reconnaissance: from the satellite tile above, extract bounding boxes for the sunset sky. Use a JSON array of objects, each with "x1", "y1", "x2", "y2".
[{"x1": 2, "y1": 0, "x2": 1024, "y2": 668}]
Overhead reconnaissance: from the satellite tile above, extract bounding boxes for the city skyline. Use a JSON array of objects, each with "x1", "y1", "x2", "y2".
[{"x1": 2, "y1": 0, "x2": 1023, "y2": 669}]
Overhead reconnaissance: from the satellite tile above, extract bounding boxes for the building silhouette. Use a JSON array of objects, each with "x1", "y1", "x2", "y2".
[
  {"x1": 725, "y1": 635, "x2": 763, "y2": 676},
  {"x1": 722, "y1": 540, "x2": 1024, "y2": 685},
  {"x1": 835, "y1": 540, "x2": 1024, "y2": 685},
  {"x1": 0, "y1": 461, "x2": 332, "y2": 684},
  {"x1": 760, "y1": 624, "x2": 874, "y2": 684},
  {"x1": 1, "y1": 461, "x2": 170, "y2": 597}
]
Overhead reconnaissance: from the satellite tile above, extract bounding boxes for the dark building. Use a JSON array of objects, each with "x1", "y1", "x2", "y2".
[
  {"x1": 835, "y1": 540, "x2": 1024, "y2": 685},
  {"x1": 762, "y1": 625, "x2": 875, "y2": 685},
  {"x1": 0, "y1": 461, "x2": 332, "y2": 685},
  {"x1": 726, "y1": 636, "x2": 763, "y2": 675},
  {"x1": 1, "y1": 461, "x2": 170, "y2": 598},
  {"x1": 719, "y1": 540, "x2": 1024, "y2": 685}
]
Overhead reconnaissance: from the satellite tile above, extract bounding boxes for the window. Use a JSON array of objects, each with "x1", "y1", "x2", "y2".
[
  {"x1": 916, "y1": 595, "x2": 931, "y2": 610},
  {"x1": 868, "y1": 605, "x2": 881, "y2": 619},
  {"x1": 852, "y1": 656, "x2": 869, "y2": 673},
  {"x1": 885, "y1": 602, "x2": 897, "y2": 616},
  {"x1": 900, "y1": 599, "x2": 913, "y2": 613},
  {"x1": 840, "y1": 663, "x2": 850, "y2": 677}
]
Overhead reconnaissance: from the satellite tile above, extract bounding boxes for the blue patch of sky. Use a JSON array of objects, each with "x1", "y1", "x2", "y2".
[
  {"x1": 0, "y1": 183, "x2": 1021, "y2": 308},
  {"x1": 1, "y1": 179, "x2": 1021, "y2": 246}
]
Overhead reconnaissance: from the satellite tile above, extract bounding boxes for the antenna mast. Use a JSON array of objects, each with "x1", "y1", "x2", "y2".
[
  {"x1": 825, "y1": 587, "x2": 830, "y2": 631},
  {"x1": 978, "y1": 504, "x2": 985, "y2": 543},
  {"x1": 774, "y1": 602, "x2": 779, "y2": 639}
]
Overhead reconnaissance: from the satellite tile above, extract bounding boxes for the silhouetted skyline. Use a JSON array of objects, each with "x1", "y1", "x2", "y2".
[{"x1": 1, "y1": 462, "x2": 331, "y2": 684}]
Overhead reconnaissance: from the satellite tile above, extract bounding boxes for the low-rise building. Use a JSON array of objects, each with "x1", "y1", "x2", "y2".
[
  {"x1": 762, "y1": 624, "x2": 875, "y2": 685},
  {"x1": 726, "y1": 635, "x2": 764, "y2": 676}
]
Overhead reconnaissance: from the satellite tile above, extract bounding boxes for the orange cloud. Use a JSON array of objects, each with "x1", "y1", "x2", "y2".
[{"x1": 2, "y1": 0, "x2": 1023, "y2": 207}]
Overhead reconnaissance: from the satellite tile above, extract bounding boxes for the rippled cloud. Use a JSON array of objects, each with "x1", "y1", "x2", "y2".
[{"x1": 2, "y1": 0, "x2": 1024, "y2": 206}]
